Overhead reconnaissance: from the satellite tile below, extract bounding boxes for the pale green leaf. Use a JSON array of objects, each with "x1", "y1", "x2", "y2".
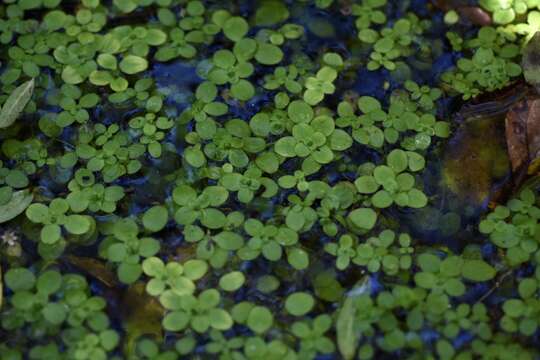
[
  {"x1": 0, "y1": 190, "x2": 33, "y2": 223},
  {"x1": 0, "y1": 79, "x2": 34, "y2": 128}
]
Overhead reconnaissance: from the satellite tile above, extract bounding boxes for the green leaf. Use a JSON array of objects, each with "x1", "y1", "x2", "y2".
[
  {"x1": 183, "y1": 259, "x2": 208, "y2": 280},
  {"x1": 0, "y1": 78, "x2": 34, "y2": 128},
  {"x1": 4, "y1": 267, "x2": 35, "y2": 291},
  {"x1": 336, "y1": 295, "x2": 358, "y2": 360},
  {"x1": 223, "y1": 16, "x2": 249, "y2": 42},
  {"x1": 0, "y1": 190, "x2": 33, "y2": 223},
  {"x1": 462, "y1": 260, "x2": 497, "y2": 282},
  {"x1": 142, "y1": 257, "x2": 165, "y2": 277},
  {"x1": 348, "y1": 208, "x2": 377, "y2": 230},
  {"x1": 118, "y1": 263, "x2": 143, "y2": 284},
  {"x1": 163, "y1": 311, "x2": 190, "y2": 331},
  {"x1": 209, "y1": 308, "x2": 233, "y2": 330},
  {"x1": 247, "y1": 306, "x2": 273, "y2": 333},
  {"x1": 36, "y1": 270, "x2": 62, "y2": 295},
  {"x1": 387, "y1": 150, "x2": 408, "y2": 173},
  {"x1": 41, "y1": 224, "x2": 62, "y2": 244},
  {"x1": 372, "y1": 190, "x2": 393, "y2": 208},
  {"x1": 119, "y1": 55, "x2": 149, "y2": 75},
  {"x1": 64, "y1": 215, "x2": 91, "y2": 235},
  {"x1": 214, "y1": 231, "x2": 244, "y2": 250},
  {"x1": 231, "y1": 79, "x2": 255, "y2": 101},
  {"x1": 219, "y1": 271, "x2": 245, "y2": 292},
  {"x1": 285, "y1": 292, "x2": 314, "y2": 316},
  {"x1": 255, "y1": 43, "x2": 284, "y2": 65},
  {"x1": 287, "y1": 247, "x2": 309, "y2": 270},
  {"x1": 355, "y1": 176, "x2": 379, "y2": 194},
  {"x1": 42, "y1": 302, "x2": 67, "y2": 325},
  {"x1": 142, "y1": 206, "x2": 169, "y2": 232}
]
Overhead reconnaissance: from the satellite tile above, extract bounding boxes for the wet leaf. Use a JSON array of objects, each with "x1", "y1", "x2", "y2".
[
  {"x1": 0, "y1": 79, "x2": 34, "y2": 128},
  {"x1": 0, "y1": 190, "x2": 33, "y2": 223},
  {"x1": 66, "y1": 255, "x2": 118, "y2": 287},
  {"x1": 523, "y1": 33, "x2": 540, "y2": 92},
  {"x1": 442, "y1": 116, "x2": 510, "y2": 205},
  {"x1": 433, "y1": 1, "x2": 492, "y2": 25},
  {"x1": 505, "y1": 97, "x2": 540, "y2": 175},
  {"x1": 122, "y1": 282, "x2": 165, "y2": 356},
  {"x1": 255, "y1": 0, "x2": 289, "y2": 26},
  {"x1": 336, "y1": 277, "x2": 370, "y2": 360},
  {"x1": 457, "y1": 6, "x2": 492, "y2": 26},
  {"x1": 336, "y1": 295, "x2": 357, "y2": 360}
]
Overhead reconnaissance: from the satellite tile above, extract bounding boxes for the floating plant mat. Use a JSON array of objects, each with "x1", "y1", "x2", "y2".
[{"x1": 2, "y1": 0, "x2": 540, "y2": 359}]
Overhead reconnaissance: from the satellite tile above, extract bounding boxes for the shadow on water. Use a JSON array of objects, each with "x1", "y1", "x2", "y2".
[{"x1": 395, "y1": 88, "x2": 528, "y2": 252}]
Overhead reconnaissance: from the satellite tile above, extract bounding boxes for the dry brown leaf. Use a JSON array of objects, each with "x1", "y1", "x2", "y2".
[{"x1": 505, "y1": 97, "x2": 540, "y2": 174}]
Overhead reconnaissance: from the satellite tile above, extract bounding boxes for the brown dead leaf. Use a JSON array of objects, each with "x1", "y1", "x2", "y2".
[
  {"x1": 523, "y1": 32, "x2": 540, "y2": 93},
  {"x1": 506, "y1": 99, "x2": 531, "y2": 172},
  {"x1": 442, "y1": 116, "x2": 510, "y2": 205},
  {"x1": 432, "y1": 1, "x2": 492, "y2": 25},
  {"x1": 505, "y1": 97, "x2": 540, "y2": 174},
  {"x1": 527, "y1": 99, "x2": 540, "y2": 162},
  {"x1": 122, "y1": 282, "x2": 165, "y2": 356},
  {"x1": 457, "y1": 7, "x2": 492, "y2": 26},
  {"x1": 65, "y1": 255, "x2": 118, "y2": 287}
]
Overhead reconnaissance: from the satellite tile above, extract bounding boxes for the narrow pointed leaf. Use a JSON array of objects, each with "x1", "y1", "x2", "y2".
[
  {"x1": 0, "y1": 78, "x2": 35, "y2": 128},
  {"x1": 336, "y1": 277, "x2": 370, "y2": 359}
]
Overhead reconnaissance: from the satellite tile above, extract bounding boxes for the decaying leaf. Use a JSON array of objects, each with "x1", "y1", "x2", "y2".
[
  {"x1": 457, "y1": 6, "x2": 492, "y2": 26},
  {"x1": 433, "y1": 1, "x2": 492, "y2": 25},
  {"x1": 442, "y1": 116, "x2": 510, "y2": 206},
  {"x1": 523, "y1": 32, "x2": 540, "y2": 93},
  {"x1": 0, "y1": 190, "x2": 33, "y2": 224},
  {"x1": 122, "y1": 282, "x2": 165, "y2": 356},
  {"x1": 66, "y1": 255, "x2": 118, "y2": 288},
  {"x1": 505, "y1": 97, "x2": 540, "y2": 176},
  {"x1": 0, "y1": 78, "x2": 34, "y2": 129},
  {"x1": 336, "y1": 277, "x2": 370, "y2": 360}
]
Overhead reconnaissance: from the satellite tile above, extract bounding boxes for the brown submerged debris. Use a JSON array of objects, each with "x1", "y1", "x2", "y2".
[
  {"x1": 505, "y1": 96, "x2": 540, "y2": 182},
  {"x1": 66, "y1": 254, "x2": 165, "y2": 354},
  {"x1": 65, "y1": 255, "x2": 118, "y2": 288},
  {"x1": 523, "y1": 32, "x2": 540, "y2": 93},
  {"x1": 457, "y1": 81, "x2": 529, "y2": 120},
  {"x1": 456, "y1": 7, "x2": 492, "y2": 26},
  {"x1": 504, "y1": 32, "x2": 540, "y2": 189},
  {"x1": 442, "y1": 115, "x2": 510, "y2": 206},
  {"x1": 432, "y1": 0, "x2": 492, "y2": 25},
  {"x1": 121, "y1": 282, "x2": 165, "y2": 355},
  {"x1": 440, "y1": 83, "x2": 532, "y2": 208}
]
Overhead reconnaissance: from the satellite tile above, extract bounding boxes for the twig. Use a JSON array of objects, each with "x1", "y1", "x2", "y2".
[{"x1": 475, "y1": 269, "x2": 513, "y2": 304}]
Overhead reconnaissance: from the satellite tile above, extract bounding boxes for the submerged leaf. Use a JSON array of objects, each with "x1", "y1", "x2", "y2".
[
  {"x1": 523, "y1": 32, "x2": 540, "y2": 92},
  {"x1": 0, "y1": 190, "x2": 33, "y2": 223},
  {"x1": 505, "y1": 97, "x2": 540, "y2": 176},
  {"x1": 336, "y1": 277, "x2": 370, "y2": 359},
  {"x1": 0, "y1": 79, "x2": 34, "y2": 128},
  {"x1": 122, "y1": 282, "x2": 165, "y2": 356},
  {"x1": 66, "y1": 255, "x2": 118, "y2": 287},
  {"x1": 442, "y1": 116, "x2": 510, "y2": 206}
]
